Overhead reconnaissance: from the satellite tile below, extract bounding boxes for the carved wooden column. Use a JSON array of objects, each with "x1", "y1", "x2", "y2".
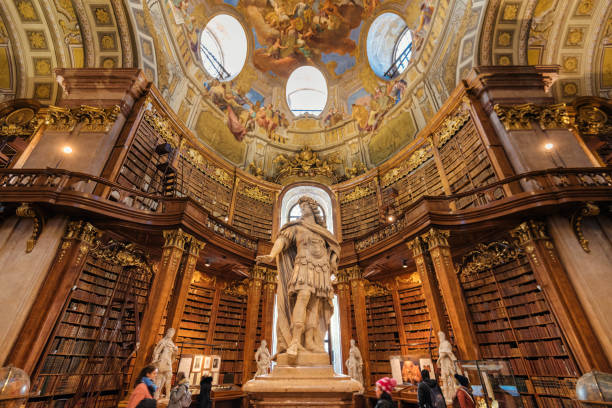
[
  {"x1": 421, "y1": 229, "x2": 480, "y2": 360},
  {"x1": 7, "y1": 220, "x2": 99, "y2": 374},
  {"x1": 165, "y1": 236, "x2": 205, "y2": 336},
  {"x1": 131, "y1": 228, "x2": 189, "y2": 388},
  {"x1": 389, "y1": 279, "x2": 409, "y2": 355},
  {"x1": 205, "y1": 280, "x2": 224, "y2": 354},
  {"x1": 260, "y1": 268, "x2": 277, "y2": 346},
  {"x1": 335, "y1": 268, "x2": 353, "y2": 373},
  {"x1": 510, "y1": 220, "x2": 611, "y2": 372},
  {"x1": 406, "y1": 237, "x2": 449, "y2": 339},
  {"x1": 348, "y1": 266, "x2": 371, "y2": 385},
  {"x1": 242, "y1": 266, "x2": 265, "y2": 383}
]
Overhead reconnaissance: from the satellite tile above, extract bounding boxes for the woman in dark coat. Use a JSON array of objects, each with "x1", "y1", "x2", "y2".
[
  {"x1": 374, "y1": 377, "x2": 397, "y2": 408},
  {"x1": 199, "y1": 375, "x2": 213, "y2": 408}
]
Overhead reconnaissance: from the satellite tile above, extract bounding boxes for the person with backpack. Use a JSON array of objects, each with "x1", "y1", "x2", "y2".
[
  {"x1": 168, "y1": 372, "x2": 192, "y2": 408},
  {"x1": 198, "y1": 375, "x2": 213, "y2": 408},
  {"x1": 374, "y1": 377, "x2": 397, "y2": 408},
  {"x1": 127, "y1": 365, "x2": 158, "y2": 408},
  {"x1": 417, "y1": 369, "x2": 446, "y2": 408},
  {"x1": 453, "y1": 374, "x2": 475, "y2": 408}
]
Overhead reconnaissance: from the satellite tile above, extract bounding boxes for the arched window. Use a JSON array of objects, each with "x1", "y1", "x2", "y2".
[
  {"x1": 279, "y1": 185, "x2": 334, "y2": 233},
  {"x1": 286, "y1": 66, "x2": 328, "y2": 117},
  {"x1": 199, "y1": 14, "x2": 247, "y2": 81},
  {"x1": 366, "y1": 13, "x2": 413, "y2": 79},
  {"x1": 287, "y1": 202, "x2": 326, "y2": 224}
]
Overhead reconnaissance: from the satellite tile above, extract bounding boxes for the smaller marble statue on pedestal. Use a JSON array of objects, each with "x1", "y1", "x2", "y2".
[
  {"x1": 345, "y1": 339, "x2": 364, "y2": 386},
  {"x1": 152, "y1": 328, "x2": 178, "y2": 400},
  {"x1": 254, "y1": 340, "x2": 272, "y2": 378},
  {"x1": 437, "y1": 331, "x2": 458, "y2": 403}
]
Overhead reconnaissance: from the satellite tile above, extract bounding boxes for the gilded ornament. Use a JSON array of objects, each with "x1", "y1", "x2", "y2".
[
  {"x1": 16, "y1": 0, "x2": 38, "y2": 21},
  {"x1": 0, "y1": 108, "x2": 43, "y2": 137},
  {"x1": 576, "y1": 0, "x2": 593, "y2": 15},
  {"x1": 94, "y1": 7, "x2": 111, "y2": 24},
  {"x1": 510, "y1": 220, "x2": 549, "y2": 247},
  {"x1": 562, "y1": 56, "x2": 578, "y2": 72},
  {"x1": 144, "y1": 110, "x2": 180, "y2": 147},
  {"x1": 576, "y1": 105, "x2": 610, "y2": 135},
  {"x1": 538, "y1": 104, "x2": 572, "y2": 129},
  {"x1": 28, "y1": 31, "x2": 46, "y2": 49},
  {"x1": 435, "y1": 110, "x2": 470, "y2": 147},
  {"x1": 100, "y1": 34, "x2": 115, "y2": 50},
  {"x1": 75, "y1": 105, "x2": 121, "y2": 131},
  {"x1": 34, "y1": 84, "x2": 51, "y2": 100},
  {"x1": 340, "y1": 185, "x2": 373, "y2": 204},
  {"x1": 459, "y1": 241, "x2": 522, "y2": 278},
  {"x1": 224, "y1": 279, "x2": 249, "y2": 297},
  {"x1": 497, "y1": 32, "x2": 512, "y2": 47},
  {"x1": 44, "y1": 105, "x2": 77, "y2": 131},
  {"x1": 566, "y1": 28, "x2": 584, "y2": 46},
  {"x1": 494, "y1": 104, "x2": 539, "y2": 130},
  {"x1": 421, "y1": 228, "x2": 450, "y2": 249},
  {"x1": 406, "y1": 236, "x2": 425, "y2": 258},
  {"x1": 90, "y1": 239, "x2": 152, "y2": 272},
  {"x1": 16, "y1": 203, "x2": 44, "y2": 253},
  {"x1": 163, "y1": 228, "x2": 193, "y2": 250},
  {"x1": 502, "y1": 4, "x2": 518, "y2": 21},
  {"x1": 381, "y1": 147, "x2": 432, "y2": 188},
  {"x1": 213, "y1": 167, "x2": 233, "y2": 188},
  {"x1": 34, "y1": 58, "x2": 52, "y2": 76},
  {"x1": 240, "y1": 183, "x2": 273, "y2": 204},
  {"x1": 345, "y1": 161, "x2": 367, "y2": 179},
  {"x1": 272, "y1": 146, "x2": 341, "y2": 184},
  {"x1": 364, "y1": 280, "x2": 389, "y2": 297},
  {"x1": 562, "y1": 82, "x2": 578, "y2": 97},
  {"x1": 570, "y1": 202, "x2": 599, "y2": 253},
  {"x1": 395, "y1": 273, "x2": 421, "y2": 285}
]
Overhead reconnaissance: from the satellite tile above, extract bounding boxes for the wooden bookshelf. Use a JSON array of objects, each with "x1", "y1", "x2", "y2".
[
  {"x1": 339, "y1": 180, "x2": 380, "y2": 239},
  {"x1": 397, "y1": 285, "x2": 434, "y2": 354},
  {"x1": 366, "y1": 294, "x2": 401, "y2": 380},
  {"x1": 212, "y1": 293, "x2": 247, "y2": 384},
  {"x1": 438, "y1": 119, "x2": 497, "y2": 209},
  {"x1": 177, "y1": 281, "x2": 216, "y2": 355},
  {"x1": 232, "y1": 179, "x2": 274, "y2": 240},
  {"x1": 29, "y1": 254, "x2": 152, "y2": 407},
  {"x1": 460, "y1": 254, "x2": 581, "y2": 408}
]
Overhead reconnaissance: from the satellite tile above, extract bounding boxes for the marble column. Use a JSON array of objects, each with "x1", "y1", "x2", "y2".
[
  {"x1": 335, "y1": 268, "x2": 353, "y2": 373},
  {"x1": 421, "y1": 228, "x2": 479, "y2": 360},
  {"x1": 242, "y1": 266, "x2": 265, "y2": 382},
  {"x1": 130, "y1": 228, "x2": 189, "y2": 388},
  {"x1": 348, "y1": 266, "x2": 371, "y2": 385},
  {"x1": 510, "y1": 220, "x2": 611, "y2": 372}
]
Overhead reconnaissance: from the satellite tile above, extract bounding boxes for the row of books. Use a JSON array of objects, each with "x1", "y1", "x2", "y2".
[
  {"x1": 402, "y1": 307, "x2": 429, "y2": 316},
  {"x1": 494, "y1": 263, "x2": 532, "y2": 282},
  {"x1": 470, "y1": 300, "x2": 503, "y2": 312},
  {"x1": 471, "y1": 308, "x2": 506, "y2": 322},
  {"x1": 67, "y1": 301, "x2": 109, "y2": 317},
  {"x1": 532, "y1": 377, "x2": 577, "y2": 398},
  {"x1": 507, "y1": 300, "x2": 549, "y2": 317},
  {"x1": 538, "y1": 396, "x2": 580, "y2": 408},
  {"x1": 479, "y1": 342, "x2": 518, "y2": 358},
  {"x1": 475, "y1": 319, "x2": 510, "y2": 332},
  {"x1": 41, "y1": 356, "x2": 88, "y2": 375},
  {"x1": 49, "y1": 338, "x2": 95, "y2": 355},
  {"x1": 504, "y1": 291, "x2": 543, "y2": 306},
  {"x1": 500, "y1": 282, "x2": 539, "y2": 299},
  {"x1": 519, "y1": 339, "x2": 567, "y2": 357},
  {"x1": 525, "y1": 357, "x2": 579, "y2": 377},
  {"x1": 476, "y1": 329, "x2": 515, "y2": 343},
  {"x1": 510, "y1": 314, "x2": 552, "y2": 328},
  {"x1": 515, "y1": 323, "x2": 562, "y2": 341}
]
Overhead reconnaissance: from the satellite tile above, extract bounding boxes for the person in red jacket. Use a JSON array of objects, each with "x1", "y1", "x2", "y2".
[
  {"x1": 127, "y1": 365, "x2": 158, "y2": 408},
  {"x1": 453, "y1": 374, "x2": 475, "y2": 408}
]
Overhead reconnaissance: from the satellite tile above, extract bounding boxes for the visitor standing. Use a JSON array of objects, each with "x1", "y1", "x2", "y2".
[
  {"x1": 127, "y1": 365, "x2": 158, "y2": 408},
  {"x1": 198, "y1": 375, "x2": 213, "y2": 408},
  {"x1": 168, "y1": 372, "x2": 192, "y2": 408},
  {"x1": 374, "y1": 377, "x2": 397, "y2": 408},
  {"x1": 418, "y1": 369, "x2": 446, "y2": 408},
  {"x1": 453, "y1": 374, "x2": 475, "y2": 408}
]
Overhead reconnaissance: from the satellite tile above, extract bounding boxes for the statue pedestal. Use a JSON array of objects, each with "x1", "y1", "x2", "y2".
[{"x1": 243, "y1": 352, "x2": 362, "y2": 407}]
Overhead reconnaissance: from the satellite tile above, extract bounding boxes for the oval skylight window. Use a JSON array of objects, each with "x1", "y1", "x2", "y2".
[
  {"x1": 366, "y1": 13, "x2": 412, "y2": 79},
  {"x1": 199, "y1": 14, "x2": 247, "y2": 81},
  {"x1": 286, "y1": 66, "x2": 328, "y2": 117}
]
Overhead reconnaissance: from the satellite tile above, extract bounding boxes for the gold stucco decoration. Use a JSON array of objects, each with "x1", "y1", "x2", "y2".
[
  {"x1": 494, "y1": 103, "x2": 573, "y2": 131},
  {"x1": 570, "y1": 202, "x2": 599, "y2": 253},
  {"x1": 224, "y1": 278, "x2": 249, "y2": 297},
  {"x1": 240, "y1": 182, "x2": 273, "y2": 204},
  {"x1": 75, "y1": 105, "x2": 121, "y2": 131},
  {"x1": 364, "y1": 280, "x2": 389, "y2": 297},
  {"x1": 16, "y1": 203, "x2": 44, "y2": 253},
  {"x1": 434, "y1": 110, "x2": 470, "y2": 147},
  {"x1": 381, "y1": 147, "x2": 432, "y2": 188},
  {"x1": 340, "y1": 185, "x2": 373, "y2": 204},
  {"x1": 458, "y1": 241, "x2": 523, "y2": 278},
  {"x1": 144, "y1": 109, "x2": 180, "y2": 147},
  {"x1": 90, "y1": 239, "x2": 152, "y2": 272}
]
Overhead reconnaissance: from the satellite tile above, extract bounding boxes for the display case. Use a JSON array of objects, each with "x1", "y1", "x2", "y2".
[{"x1": 456, "y1": 360, "x2": 523, "y2": 408}]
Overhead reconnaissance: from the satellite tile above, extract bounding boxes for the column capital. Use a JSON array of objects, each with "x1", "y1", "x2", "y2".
[
  {"x1": 187, "y1": 237, "x2": 206, "y2": 257},
  {"x1": 345, "y1": 265, "x2": 363, "y2": 281},
  {"x1": 64, "y1": 220, "x2": 100, "y2": 244},
  {"x1": 421, "y1": 228, "x2": 450, "y2": 249},
  {"x1": 510, "y1": 220, "x2": 549, "y2": 246},
  {"x1": 251, "y1": 265, "x2": 268, "y2": 281},
  {"x1": 406, "y1": 236, "x2": 426, "y2": 257},
  {"x1": 162, "y1": 228, "x2": 193, "y2": 250}
]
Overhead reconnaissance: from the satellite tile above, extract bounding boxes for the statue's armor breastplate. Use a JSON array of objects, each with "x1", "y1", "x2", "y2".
[{"x1": 296, "y1": 227, "x2": 328, "y2": 262}]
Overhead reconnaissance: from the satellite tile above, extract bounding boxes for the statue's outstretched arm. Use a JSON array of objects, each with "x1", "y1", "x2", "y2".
[{"x1": 256, "y1": 236, "x2": 286, "y2": 264}]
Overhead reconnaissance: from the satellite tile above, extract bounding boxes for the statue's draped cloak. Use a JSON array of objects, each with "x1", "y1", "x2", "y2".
[{"x1": 275, "y1": 220, "x2": 340, "y2": 353}]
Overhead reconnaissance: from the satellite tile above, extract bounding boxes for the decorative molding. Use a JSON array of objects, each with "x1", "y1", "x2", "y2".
[
  {"x1": 0, "y1": 107, "x2": 44, "y2": 137},
  {"x1": 406, "y1": 236, "x2": 425, "y2": 258},
  {"x1": 570, "y1": 202, "x2": 600, "y2": 253},
  {"x1": 89, "y1": 239, "x2": 151, "y2": 272},
  {"x1": 458, "y1": 240, "x2": 523, "y2": 277},
  {"x1": 15, "y1": 202, "x2": 44, "y2": 253},
  {"x1": 45, "y1": 105, "x2": 76, "y2": 131},
  {"x1": 183, "y1": 147, "x2": 234, "y2": 188},
  {"x1": 344, "y1": 265, "x2": 363, "y2": 281},
  {"x1": 251, "y1": 265, "x2": 267, "y2": 281},
  {"x1": 64, "y1": 220, "x2": 100, "y2": 244},
  {"x1": 239, "y1": 182, "x2": 273, "y2": 204},
  {"x1": 74, "y1": 105, "x2": 121, "y2": 131},
  {"x1": 187, "y1": 237, "x2": 206, "y2": 257},
  {"x1": 395, "y1": 273, "x2": 421, "y2": 285},
  {"x1": 162, "y1": 228, "x2": 193, "y2": 250},
  {"x1": 509, "y1": 220, "x2": 549, "y2": 246}
]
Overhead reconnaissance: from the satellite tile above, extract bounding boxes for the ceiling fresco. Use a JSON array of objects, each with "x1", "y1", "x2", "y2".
[{"x1": 0, "y1": 0, "x2": 610, "y2": 181}]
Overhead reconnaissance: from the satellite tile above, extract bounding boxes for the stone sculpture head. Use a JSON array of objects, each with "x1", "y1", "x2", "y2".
[
  {"x1": 165, "y1": 328, "x2": 176, "y2": 339},
  {"x1": 438, "y1": 331, "x2": 446, "y2": 341},
  {"x1": 298, "y1": 196, "x2": 325, "y2": 227},
  {"x1": 350, "y1": 339, "x2": 356, "y2": 347},
  {"x1": 261, "y1": 339, "x2": 267, "y2": 348}
]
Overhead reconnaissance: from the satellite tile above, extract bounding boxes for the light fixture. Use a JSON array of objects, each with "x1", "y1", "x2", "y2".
[
  {"x1": 544, "y1": 143, "x2": 554, "y2": 151},
  {"x1": 63, "y1": 146, "x2": 73, "y2": 154},
  {"x1": 224, "y1": 216, "x2": 229, "y2": 222},
  {"x1": 204, "y1": 259, "x2": 211, "y2": 267},
  {"x1": 402, "y1": 260, "x2": 408, "y2": 268}
]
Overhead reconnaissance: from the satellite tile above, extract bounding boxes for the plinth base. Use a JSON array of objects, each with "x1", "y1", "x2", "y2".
[{"x1": 243, "y1": 353, "x2": 362, "y2": 407}]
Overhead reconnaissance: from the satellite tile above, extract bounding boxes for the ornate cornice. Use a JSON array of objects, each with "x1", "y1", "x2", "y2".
[
  {"x1": 434, "y1": 110, "x2": 470, "y2": 148},
  {"x1": 252, "y1": 265, "x2": 267, "y2": 281},
  {"x1": 40, "y1": 105, "x2": 121, "y2": 132},
  {"x1": 509, "y1": 220, "x2": 549, "y2": 246},
  {"x1": 238, "y1": 181, "x2": 274, "y2": 204},
  {"x1": 380, "y1": 147, "x2": 433, "y2": 188},
  {"x1": 364, "y1": 280, "x2": 389, "y2": 297},
  {"x1": 493, "y1": 103, "x2": 572, "y2": 131},
  {"x1": 162, "y1": 228, "x2": 194, "y2": 250},
  {"x1": 144, "y1": 109, "x2": 180, "y2": 147},
  {"x1": 395, "y1": 273, "x2": 421, "y2": 286},
  {"x1": 458, "y1": 241, "x2": 523, "y2": 278},
  {"x1": 64, "y1": 220, "x2": 100, "y2": 245},
  {"x1": 90, "y1": 239, "x2": 151, "y2": 271},
  {"x1": 339, "y1": 185, "x2": 373, "y2": 204}
]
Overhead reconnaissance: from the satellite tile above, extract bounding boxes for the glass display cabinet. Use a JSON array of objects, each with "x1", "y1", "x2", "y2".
[{"x1": 456, "y1": 360, "x2": 523, "y2": 408}]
